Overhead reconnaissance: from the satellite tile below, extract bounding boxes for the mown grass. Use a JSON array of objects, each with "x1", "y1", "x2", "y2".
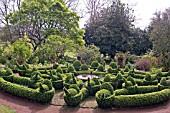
[{"x1": 0, "y1": 104, "x2": 16, "y2": 113}]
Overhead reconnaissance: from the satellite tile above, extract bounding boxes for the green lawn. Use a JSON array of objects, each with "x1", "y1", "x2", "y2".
[{"x1": 0, "y1": 104, "x2": 16, "y2": 113}]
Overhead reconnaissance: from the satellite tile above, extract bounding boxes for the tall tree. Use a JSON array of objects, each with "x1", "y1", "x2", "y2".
[
  {"x1": 63, "y1": 0, "x2": 80, "y2": 11},
  {"x1": 84, "y1": 0, "x2": 135, "y2": 56},
  {"x1": 149, "y1": 8, "x2": 170, "y2": 71},
  {"x1": 83, "y1": 0, "x2": 113, "y2": 23},
  {"x1": 0, "y1": 0, "x2": 22, "y2": 42},
  {"x1": 149, "y1": 8, "x2": 170, "y2": 54},
  {"x1": 8, "y1": 0, "x2": 84, "y2": 51},
  {"x1": 130, "y1": 28, "x2": 152, "y2": 55}
]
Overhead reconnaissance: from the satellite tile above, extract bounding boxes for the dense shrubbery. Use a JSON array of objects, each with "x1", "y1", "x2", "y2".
[
  {"x1": 0, "y1": 77, "x2": 55, "y2": 103},
  {"x1": 64, "y1": 87, "x2": 82, "y2": 106},
  {"x1": 100, "y1": 82, "x2": 114, "y2": 94},
  {"x1": 109, "y1": 62, "x2": 117, "y2": 69},
  {"x1": 0, "y1": 53, "x2": 170, "y2": 108},
  {"x1": 95, "y1": 89, "x2": 114, "y2": 108},
  {"x1": 64, "y1": 74, "x2": 82, "y2": 89},
  {"x1": 67, "y1": 65, "x2": 76, "y2": 73},
  {"x1": 85, "y1": 78, "x2": 101, "y2": 96},
  {"x1": 80, "y1": 64, "x2": 88, "y2": 70},
  {"x1": 73, "y1": 60, "x2": 81, "y2": 71},
  {"x1": 51, "y1": 73, "x2": 64, "y2": 90},
  {"x1": 56, "y1": 66, "x2": 63, "y2": 73},
  {"x1": 91, "y1": 61, "x2": 99, "y2": 70},
  {"x1": 113, "y1": 89, "x2": 170, "y2": 107},
  {"x1": 97, "y1": 64, "x2": 105, "y2": 72},
  {"x1": 135, "y1": 57, "x2": 155, "y2": 71},
  {"x1": 0, "y1": 68, "x2": 13, "y2": 76}
]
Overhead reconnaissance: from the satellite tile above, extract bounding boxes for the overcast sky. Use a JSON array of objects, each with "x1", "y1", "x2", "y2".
[
  {"x1": 79, "y1": 0, "x2": 170, "y2": 29},
  {"x1": 122, "y1": 0, "x2": 170, "y2": 29}
]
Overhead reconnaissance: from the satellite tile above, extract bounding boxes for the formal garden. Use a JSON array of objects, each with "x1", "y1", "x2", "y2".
[
  {"x1": 0, "y1": 54, "x2": 170, "y2": 109},
  {"x1": 0, "y1": 0, "x2": 170, "y2": 112}
]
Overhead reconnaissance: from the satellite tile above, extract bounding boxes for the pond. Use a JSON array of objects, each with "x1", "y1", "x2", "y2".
[{"x1": 76, "y1": 74, "x2": 99, "y2": 81}]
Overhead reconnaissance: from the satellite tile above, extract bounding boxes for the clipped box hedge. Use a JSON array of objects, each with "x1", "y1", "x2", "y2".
[
  {"x1": 52, "y1": 80, "x2": 63, "y2": 90},
  {"x1": 75, "y1": 70, "x2": 91, "y2": 76},
  {"x1": 0, "y1": 69, "x2": 13, "y2": 76},
  {"x1": 115, "y1": 85, "x2": 163, "y2": 96},
  {"x1": 0, "y1": 77, "x2": 55, "y2": 103},
  {"x1": 113, "y1": 89, "x2": 170, "y2": 107},
  {"x1": 92, "y1": 71, "x2": 107, "y2": 76},
  {"x1": 95, "y1": 89, "x2": 115, "y2": 108},
  {"x1": 36, "y1": 66, "x2": 52, "y2": 70},
  {"x1": 64, "y1": 87, "x2": 82, "y2": 107}
]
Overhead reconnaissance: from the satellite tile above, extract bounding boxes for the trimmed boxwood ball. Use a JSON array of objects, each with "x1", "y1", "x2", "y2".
[
  {"x1": 39, "y1": 83, "x2": 49, "y2": 93},
  {"x1": 96, "y1": 89, "x2": 111, "y2": 99},
  {"x1": 66, "y1": 88, "x2": 78, "y2": 96},
  {"x1": 127, "y1": 76, "x2": 136, "y2": 85},
  {"x1": 101, "y1": 82, "x2": 114, "y2": 94},
  {"x1": 80, "y1": 64, "x2": 88, "y2": 70},
  {"x1": 69, "y1": 75, "x2": 77, "y2": 84},
  {"x1": 6, "y1": 68, "x2": 13, "y2": 76},
  {"x1": 64, "y1": 74, "x2": 73, "y2": 83},
  {"x1": 31, "y1": 72, "x2": 42, "y2": 82},
  {"x1": 107, "y1": 67, "x2": 114, "y2": 73},
  {"x1": 56, "y1": 66, "x2": 63, "y2": 74},
  {"x1": 116, "y1": 73, "x2": 123, "y2": 80},
  {"x1": 92, "y1": 77, "x2": 100, "y2": 85},
  {"x1": 50, "y1": 73, "x2": 64, "y2": 89},
  {"x1": 80, "y1": 88, "x2": 89, "y2": 100},
  {"x1": 64, "y1": 74, "x2": 83, "y2": 89},
  {"x1": 97, "y1": 65, "x2": 105, "y2": 72},
  {"x1": 145, "y1": 73, "x2": 152, "y2": 81},
  {"x1": 52, "y1": 80, "x2": 63, "y2": 89},
  {"x1": 50, "y1": 74, "x2": 58, "y2": 81},
  {"x1": 157, "y1": 71, "x2": 163, "y2": 77},
  {"x1": 116, "y1": 73, "x2": 125, "y2": 89},
  {"x1": 120, "y1": 70, "x2": 124, "y2": 75},
  {"x1": 85, "y1": 78, "x2": 100, "y2": 96},
  {"x1": 42, "y1": 79, "x2": 53, "y2": 90},
  {"x1": 53, "y1": 63, "x2": 59, "y2": 69},
  {"x1": 69, "y1": 84, "x2": 80, "y2": 92},
  {"x1": 123, "y1": 81, "x2": 133, "y2": 88},
  {"x1": 91, "y1": 61, "x2": 99, "y2": 69},
  {"x1": 32, "y1": 67, "x2": 38, "y2": 72},
  {"x1": 67, "y1": 65, "x2": 76, "y2": 73},
  {"x1": 124, "y1": 66, "x2": 129, "y2": 72},
  {"x1": 64, "y1": 87, "x2": 82, "y2": 106},
  {"x1": 73, "y1": 60, "x2": 81, "y2": 71},
  {"x1": 104, "y1": 74, "x2": 111, "y2": 82},
  {"x1": 0, "y1": 69, "x2": 7, "y2": 76},
  {"x1": 128, "y1": 70, "x2": 134, "y2": 76},
  {"x1": 109, "y1": 62, "x2": 117, "y2": 69},
  {"x1": 95, "y1": 89, "x2": 114, "y2": 108},
  {"x1": 51, "y1": 70, "x2": 57, "y2": 75},
  {"x1": 160, "y1": 77, "x2": 167, "y2": 86}
]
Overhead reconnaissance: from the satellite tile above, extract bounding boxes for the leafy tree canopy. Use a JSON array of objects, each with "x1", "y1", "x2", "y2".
[
  {"x1": 84, "y1": 0, "x2": 134, "y2": 57},
  {"x1": 149, "y1": 8, "x2": 170, "y2": 54},
  {"x1": 7, "y1": 0, "x2": 84, "y2": 50}
]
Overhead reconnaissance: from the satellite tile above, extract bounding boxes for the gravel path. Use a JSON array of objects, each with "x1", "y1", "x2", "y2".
[{"x1": 0, "y1": 91, "x2": 170, "y2": 113}]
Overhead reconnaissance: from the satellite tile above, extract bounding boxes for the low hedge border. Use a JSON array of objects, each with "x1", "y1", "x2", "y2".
[
  {"x1": 92, "y1": 71, "x2": 107, "y2": 76},
  {"x1": 75, "y1": 70, "x2": 91, "y2": 76},
  {"x1": 95, "y1": 89, "x2": 115, "y2": 108},
  {"x1": 113, "y1": 89, "x2": 170, "y2": 107},
  {"x1": 0, "y1": 77, "x2": 55, "y2": 103},
  {"x1": 114, "y1": 85, "x2": 164, "y2": 96}
]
